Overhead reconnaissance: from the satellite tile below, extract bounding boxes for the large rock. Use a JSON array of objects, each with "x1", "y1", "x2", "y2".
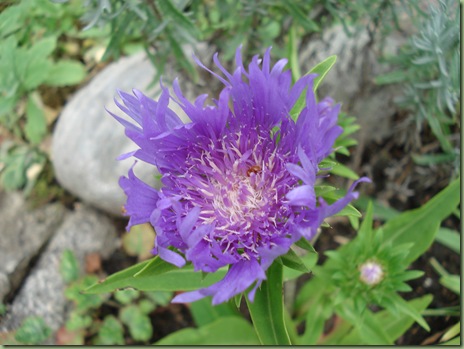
[
  {"x1": 0, "y1": 204, "x2": 118, "y2": 342},
  {"x1": 299, "y1": 25, "x2": 405, "y2": 144},
  {"x1": 51, "y1": 51, "x2": 192, "y2": 216},
  {"x1": 0, "y1": 191, "x2": 66, "y2": 303}
]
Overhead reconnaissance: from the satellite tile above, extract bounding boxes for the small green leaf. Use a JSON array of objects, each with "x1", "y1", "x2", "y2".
[
  {"x1": 144, "y1": 290, "x2": 172, "y2": 306},
  {"x1": 388, "y1": 293, "x2": 430, "y2": 331},
  {"x1": 374, "y1": 70, "x2": 407, "y2": 85},
  {"x1": 279, "y1": 248, "x2": 310, "y2": 273},
  {"x1": 290, "y1": 55, "x2": 337, "y2": 120},
  {"x1": 440, "y1": 322, "x2": 460, "y2": 343},
  {"x1": 439, "y1": 275, "x2": 460, "y2": 295},
  {"x1": 138, "y1": 299, "x2": 156, "y2": 314},
  {"x1": 329, "y1": 162, "x2": 360, "y2": 180},
  {"x1": 95, "y1": 315, "x2": 125, "y2": 345},
  {"x1": 330, "y1": 295, "x2": 433, "y2": 345},
  {"x1": 190, "y1": 297, "x2": 239, "y2": 327},
  {"x1": 44, "y1": 60, "x2": 86, "y2": 86},
  {"x1": 157, "y1": 0, "x2": 200, "y2": 39},
  {"x1": 245, "y1": 262, "x2": 291, "y2": 345},
  {"x1": 65, "y1": 312, "x2": 92, "y2": 331},
  {"x1": 15, "y1": 316, "x2": 52, "y2": 344},
  {"x1": 434, "y1": 228, "x2": 460, "y2": 253},
  {"x1": 120, "y1": 305, "x2": 153, "y2": 342},
  {"x1": 114, "y1": 288, "x2": 140, "y2": 304},
  {"x1": 381, "y1": 178, "x2": 460, "y2": 264},
  {"x1": 65, "y1": 275, "x2": 106, "y2": 312},
  {"x1": 310, "y1": 55, "x2": 337, "y2": 92},
  {"x1": 155, "y1": 317, "x2": 260, "y2": 345},
  {"x1": 24, "y1": 93, "x2": 47, "y2": 144},
  {"x1": 60, "y1": 249, "x2": 80, "y2": 284},
  {"x1": 294, "y1": 237, "x2": 317, "y2": 252}
]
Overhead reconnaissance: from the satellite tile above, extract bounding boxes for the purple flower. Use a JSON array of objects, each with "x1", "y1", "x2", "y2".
[{"x1": 111, "y1": 47, "x2": 369, "y2": 305}]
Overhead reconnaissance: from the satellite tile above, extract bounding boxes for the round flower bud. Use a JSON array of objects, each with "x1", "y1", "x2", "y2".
[{"x1": 359, "y1": 260, "x2": 384, "y2": 285}]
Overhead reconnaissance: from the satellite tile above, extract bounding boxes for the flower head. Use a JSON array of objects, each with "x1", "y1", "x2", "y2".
[
  {"x1": 359, "y1": 260, "x2": 384, "y2": 285},
  {"x1": 112, "y1": 47, "x2": 368, "y2": 305}
]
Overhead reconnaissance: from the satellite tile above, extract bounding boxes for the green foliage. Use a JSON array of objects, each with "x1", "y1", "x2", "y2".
[
  {"x1": 375, "y1": 0, "x2": 460, "y2": 167},
  {"x1": 60, "y1": 249, "x2": 80, "y2": 284},
  {"x1": 294, "y1": 179, "x2": 459, "y2": 344},
  {"x1": 0, "y1": 0, "x2": 88, "y2": 192},
  {"x1": 155, "y1": 317, "x2": 260, "y2": 345},
  {"x1": 245, "y1": 262, "x2": 291, "y2": 345},
  {"x1": 95, "y1": 315, "x2": 125, "y2": 345},
  {"x1": 85, "y1": 256, "x2": 228, "y2": 294},
  {"x1": 59, "y1": 250, "x2": 173, "y2": 344},
  {"x1": 14, "y1": 316, "x2": 52, "y2": 345},
  {"x1": 0, "y1": 142, "x2": 46, "y2": 193}
]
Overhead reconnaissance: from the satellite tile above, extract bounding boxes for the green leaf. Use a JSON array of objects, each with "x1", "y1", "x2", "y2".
[
  {"x1": 65, "y1": 312, "x2": 92, "y2": 331},
  {"x1": 290, "y1": 55, "x2": 337, "y2": 120},
  {"x1": 114, "y1": 288, "x2": 140, "y2": 304},
  {"x1": 138, "y1": 299, "x2": 156, "y2": 314},
  {"x1": 374, "y1": 70, "x2": 407, "y2": 85},
  {"x1": 20, "y1": 38, "x2": 55, "y2": 90},
  {"x1": 440, "y1": 322, "x2": 460, "y2": 343},
  {"x1": 85, "y1": 257, "x2": 227, "y2": 294},
  {"x1": 299, "y1": 294, "x2": 331, "y2": 344},
  {"x1": 120, "y1": 305, "x2": 153, "y2": 342},
  {"x1": 387, "y1": 293, "x2": 430, "y2": 331},
  {"x1": 439, "y1": 275, "x2": 460, "y2": 295},
  {"x1": 95, "y1": 315, "x2": 125, "y2": 345},
  {"x1": 358, "y1": 201, "x2": 374, "y2": 242},
  {"x1": 190, "y1": 297, "x2": 239, "y2": 327},
  {"x1": 157, "y1": 0, "x2": 200, "y2": 39},
  {"x1": 279, "y1": 248, "x2": 310, "y2": 273},
  {"x1": 380, "y1": 178, "x2": 460, "y2": 264},
  {"x1": 412, "y1": 153, "x2": 457, "y2": 166},
  {"x1": 15, "y1": 316, "x2": 52, "y2": 344},
  {"x1": 155, "y1": 317, "x2": 260, "y2": 345},
  {"x1": 60, "y1": 249, "x2": 80, "y2": 284},
  {"x1": 144, "y1": 290, "x2": 172, "y2": 306},
  {"x1": 0, "y1": 4, "x2": 23, "y2": 38},
  {"x1": 245, "y1": 262, "x2": 291, "y2": 345},
  {"x1": 44, "y1": 60, "x2": 86, "y2": 86},
  {"x1": 287, "y1": 24, "x2": 301, "y2": 82},
  {"x1": 65, "y1": 275, "x2": 106, "y2": 312},
  {"x1": 441, "y1": 337, "x2": 461, "y2": 345},
  {"x1": 283, "y1": 2, "x2": 319, "y2": 33},
  {"x1": 283, "y1": 252, "x2": 317, "y2": 282},
  {"x1": 335, "y1": 303, "x2": 393, "y2": 345},
  {"x1": 328, "y1": 295, "x2": 433, "y2": 345},
  {"x1": 24, "y1": 93, "x2": 47, "y2": 144},
  {"x1": 329, "y1": 162, "x2": 360, "y2": 180},
  {"x1": 434, "y1": 228, "x2": 460, "y2": 253},
  {"x1": 310, "y1": 55, "x2": 337, "y2": 92}
]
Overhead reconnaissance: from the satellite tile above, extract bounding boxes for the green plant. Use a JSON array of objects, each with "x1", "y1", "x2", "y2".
[
  {"x1": 0, "y1": 0, "x2": 87, "y2": 192},
  {"x1": 59, "y1": 249, "x2": 172, "y2": 344},
  {"x1": 375, "y1": 0, "x2": 460, "y2": 171}
]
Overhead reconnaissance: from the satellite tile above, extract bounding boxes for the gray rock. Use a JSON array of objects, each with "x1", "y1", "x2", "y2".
[
  {"x1": 0, "y1": 204, "x2": 118, "y2": 343},
  {"x1": 51, "y1": 51, "x2": 192, "y2": 216},
  {"x1": 299, "y1": 25, "x2": 405, "y2": 144},
  {"x1": 0, "y1": 191, "x2": 66, "y2": 303}
]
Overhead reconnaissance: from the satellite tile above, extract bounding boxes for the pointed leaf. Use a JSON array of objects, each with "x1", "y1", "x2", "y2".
[
  {"x1": 245, "y1": 262, "x2": 291, "y2": 345},
  {"x1": 380, "y1": 178, "x2": 460, "y2": 264},
  {"x1": 44, "y1": 60, "x2": 86, "y2": 86},
  {"x1": 85, "y1": 257, "x2": 227, "y2": 294}
]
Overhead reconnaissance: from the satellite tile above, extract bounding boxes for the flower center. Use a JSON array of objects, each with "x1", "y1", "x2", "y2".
[{"x1": 175, "y1": 130, "x2": 297, "y2": 258}]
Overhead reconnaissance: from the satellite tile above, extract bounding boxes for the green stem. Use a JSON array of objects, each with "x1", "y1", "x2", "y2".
[{"x1": 245, "y1": 262, "x2": 292, "y2": 345}]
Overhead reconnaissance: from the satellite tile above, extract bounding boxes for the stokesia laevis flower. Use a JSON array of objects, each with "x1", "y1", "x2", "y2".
[{"x1": 110, "y1": 47, "x2": 369, "y2": 305}]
